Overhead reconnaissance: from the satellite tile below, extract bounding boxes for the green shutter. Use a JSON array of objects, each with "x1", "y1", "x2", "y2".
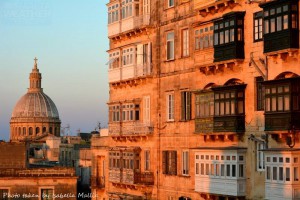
[
  {"x1": 162, "y1": 151, "x2": 167, "y2": 174},
  {"x1": 186, "y1": 92, "x2": 191, "y2": 120},
  {"x1": 181, "y1": 92, "x2": 186, "y2": 120},
  {"x1": 171, "y1": 151, "x2": 177, "y2": 175}
]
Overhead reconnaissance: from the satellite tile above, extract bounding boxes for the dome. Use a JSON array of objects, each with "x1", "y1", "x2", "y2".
[
  {"x1": 11, "y1": 92, "x2": 59, "y2": 119},
  {"x1": 10, "y1": 58, "x2": 61, "y2": 141}
]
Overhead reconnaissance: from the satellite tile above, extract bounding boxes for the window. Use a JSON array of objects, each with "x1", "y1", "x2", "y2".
[
  {"x1": 195, "y1": 25, "x2": 214, "y2": 50},
  {"x1": 168, "y1": 0, "x2": 174, "y2": 8},
  {"x1": 214, "y1": 18, "x2": 240, "y2": 46},
  {"x1": 41, "y1": 189, "x2": 54, "y2": 200},
  {"x1": 195, "y1": 152, "x2": 245, "y2": 179},
  {"x1": 263, "y1": 3, "x2": 298, "y2": 34},
  {"x1": 166, "y1": 32, "x2": 175, "y2": 60},
  {"x1": 122, "y1": 47, "x2": 135, "y2": 66},
  {"x1": 182, "y1": 151, "x2": 189, "y2": 175},
  {"x1": 162, "y1": 151, "x2": 177, "y2": 175},
  {"x1": 137, "y1": 43, "x2": 152, "y2": 74},
  {"x1": 254, "y1": 12, "x2": 263, "y2": 41},
  {"x1": 182, "y1": 29, "x2": 189, "y2": 57},
  {"x1": 257, "y1": 142, "x2": 265, "y2": 171},
  {"x1": 196, "y1": 92, "x2": 214, "y2": 118},
  {"x1": 110, "y1": 105, "x2": 120, "y2": 122},
  {"x1": 0, "y1": 189, "x2": 9, "y2": 200},
  {"x1": 145, "y1": 150, "x2": 150, "y2": 171},
  {"x1": 265, "y1": 85, "x2": 290, "y2": 112},
  {"x1": 121, "y1": 0, "x2": 134, "y2": 19},
  {"x1": 122, "y1": 103, "x2": 139, "y2": 121},
  {"x1": 181, "y1": 91, "x2": 191, "y2": 121},
  {"x1": 256, "y1": 77, "x2": 264, "y2": 111},
  {"x1": 167, "y1": 93, "x2": 175, "y2": 121},
  {"x1": 108, "y1": 51, "x2": 120, "y2": 69},
  {"x1": 143, "y1": 96, "x2": 151, "y2": 124},
  {"x1": 214, "y1": 90, "x2": 245, "y2": 116},
  {"x1": 108, "y1": 3, "x2": 119, "y2": 24}
]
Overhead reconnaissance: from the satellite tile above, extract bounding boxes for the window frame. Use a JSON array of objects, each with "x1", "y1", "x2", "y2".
[
  {"x1": 182, "y1": 150, "x2": 189, "y2": 175},
  {"x1": 166, "y1": 32, "x2": 175, "y2": 61},
  {"x1": 182, "y1": 29, "x2": 189, "y2": 57},
  {"x1": 162, "y1": 150, "x2": 177, "y2": 175},
  {"x1": 256, "y1": 142, "x2": 265, "y2": 171},
  {"x1": 167, "y1": 0, "x2": 175, "y2": 8},
  {"x1": 181, "y1": 91, "x2": 191, "y2": 121},
  {"x1": 256, "y1": 76, "x2": 265, "y2": 111},
  {"x1": 195, "y1": 25, "x2": 214, "y2": 50},
  {"x1": 254, "y1": 11, "x2": 263, "y2": 42},
  {"x1": 166, "y1": 93, "x2": 175, "y2": 121}
]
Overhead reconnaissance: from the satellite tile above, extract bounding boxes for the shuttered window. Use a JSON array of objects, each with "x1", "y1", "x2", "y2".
[
  {"x1": 181, "y1": 91, "x2": 191, "y2": 121},
  {"x1": 162, "y1": 151, "x2": 177, "y2": 175}
]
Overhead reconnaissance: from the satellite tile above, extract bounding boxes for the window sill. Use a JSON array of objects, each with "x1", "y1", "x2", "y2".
[
  {"x1": 179, "y1": 120, "x2": 191, "y2": 122},
  {"x1": 166, "y1": 120, "x2": 175, "y2": 123},
  {"x1": 178, "y1": 175, "x2": 191, "y2": 178},
  {"x1": 164, "y1": 6, "x2": 175, "y2": 11},
  {"x1": 165, "y1": 59, "x2": 175, "y2": 62}
]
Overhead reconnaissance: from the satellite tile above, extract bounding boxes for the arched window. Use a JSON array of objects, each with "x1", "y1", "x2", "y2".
[
  {"x1": 36, "y1": 127, "x2": 40, "y2": 134},
  {"x1": 18, "y1": 127, "x2": 21, "y2": 136},
  {"x1": 29, "y1": 127, "x2": 33, "y2": 135},
  {"x1": 23, "y1": 127, "x2": 26, "y2": 135},
  {"x1": 49, "y1": 127, "x2": 53, "y2": 134},
  {"x1": 43, "y1": 127, "x2": 46, "y2": 133}
]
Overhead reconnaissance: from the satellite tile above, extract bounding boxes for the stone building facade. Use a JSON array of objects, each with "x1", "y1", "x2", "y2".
[{"x1": 92, "y1": 0, "x2": 300, "y2": 199}]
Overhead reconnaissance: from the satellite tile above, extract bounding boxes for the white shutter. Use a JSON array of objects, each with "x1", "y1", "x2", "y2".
[
  {"x1": 137, "y1": 44, "x2": 143, "y2": 65},
  {"x1": 144, "y1": 96, "x2": 150, "y2": 125},
  {"x1": 147, "y1": 42, "x2": 152, "y2": 74}
]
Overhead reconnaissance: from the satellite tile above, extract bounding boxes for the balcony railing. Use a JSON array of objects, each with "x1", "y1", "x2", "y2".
[
  {"x1": 109, "y1": 63, "x2": 152, "y2": 83},
  {"x1": 109, "y1": 122, "x2": 154, "y2": 136},
  {"x1": 108, "y1": 14, "x2": 150, "y2": 37},
  {"x1": 134, "y1": 172, "x2": 154, "y2": 185},
  {"x1": 109, "y1": 169, "x2": 154, "y2": 186},
  {"x1": 91, "y1": 176, "x2": 105, "y2": 189}
]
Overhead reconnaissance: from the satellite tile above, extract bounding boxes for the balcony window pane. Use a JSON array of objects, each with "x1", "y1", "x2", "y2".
[
  {"x1": 231, "y1": 101, "x2": 235, "y2": 114},
  {"x1": 216, "y1": 164, "x2": 220, "y2": 176},
  {"x1": 277, "y1": 16, "x2": 282, "y2": 31},
  {"x1": 221, "y1": 164, "x2": 225, "y2": 176},
  {"x1": 283, "y1": 15, "x2": 288, "y2": 29},
  {"x1": 270, "y1": 8, "x2": 275, "y2": 15},
  {"x1": 215, "y1": 102, "x2": 220, "y2": 115},
  {"x1": 270, "y1": 18, "x2": 275, "y2": 33},
  {"x1": 201, "y1": 163, "x2": 204, "y2": 175},
  {"x1": 266, "y1": 97, "x2": 270, "y2": 111},
  {"x1": 239, "y1": 164, "x2": 244, "y2": 177},
  {"x1": 214, "y1": 33, "x2": 219, "y2": 45},
  {"x1": 238, "y1": 100, "x2": 244, "y2": 114},
  {"x1": 206, "y1": 163, "x2": 209, "y2": 175},
  {"x1": 211, "y1": 164, "x2": 215, "y2": 176},
  {"x1": 286, "y1": 167, "x2": 290, "y2": 181},
  {"x1": 225, "y1": 30, "x2": 229, "y2": 43},
  {"x1": 237, "y1": 28, "x2": 242, "y2": 41},
  {"x1": 271, "y1": 97, "x2": 277, "y2": 111},
  {"x1": 283, "y1": 5, "x2": 288, "y2": 12},
  {"x1": 227, "y1": 164, "x2": 231, "y2": 177},
  {"x1": 267, "y1": 166, "x2": 270, "y2": 180},
  {"x1": 225, "y1": 101, "x2": 230, "y2": 114},
  {"x1": 273, "y1": 167, "x2": 277, "y2": 180},
  {"x1": 220, "y1": 102, "x2": 225, "y2": 115},
  {"x1": 295, "y1": 167, "x2": 299, "y2": 181},
  {"x1": 230, "y1": 29, "x2": 235, "y2": 42},
  {"x1": 220, "y1": 31, "x2": 224, "y2": 44},
  {"x1": 284, "y1": 95, "x2": 290, "y2": 111},
  {"x1": 277, "y1": 7, "x2": 282, "y2": 14},
  {"x1": 196, "y1": 163, "x2": 199, "y2": 174},
  {"x1": 232, "y1": 165, "x2": 236, "y2": 177},
  {"x1": 278, "y1": 96, "x2": 283, "y2": 111},
  {"x1": 279, "y1": 167, "x2": 283, "y2": 181},
  {"x1": 292, "y1": 14, "x2": 297, "y2": 28}
]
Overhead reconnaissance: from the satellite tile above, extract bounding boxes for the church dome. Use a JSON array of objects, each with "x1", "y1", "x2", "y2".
[
  {"x1": 11, "y1": 92, "x2": 59, "y2": 119},
  {"x1": 10, "y1": 58, "x2": 61, "y2": 141}
]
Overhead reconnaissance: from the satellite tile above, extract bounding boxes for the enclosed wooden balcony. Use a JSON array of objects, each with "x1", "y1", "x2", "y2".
[
  {"x1": 108, "y1": 15, "x2": 150, "y2": 38},
  {"x1": 91, "y1": 176, "x2": 105, "y2": 189},
  {"x1": 214, "y1": 115, "x2": 245, "y2": 133}
]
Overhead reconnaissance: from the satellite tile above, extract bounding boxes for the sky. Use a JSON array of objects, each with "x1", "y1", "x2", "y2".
[{"x1": 0, "y1": 0, "x2": 109, "y2": 141}]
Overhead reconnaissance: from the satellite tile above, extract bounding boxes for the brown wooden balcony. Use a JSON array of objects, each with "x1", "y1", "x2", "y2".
[
  {"x1": 109, "y1": 122, "x2": 154, "y2": 141},
  {"x1": 91, "y1": 176, "x2": 105, "y2": 189}
]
